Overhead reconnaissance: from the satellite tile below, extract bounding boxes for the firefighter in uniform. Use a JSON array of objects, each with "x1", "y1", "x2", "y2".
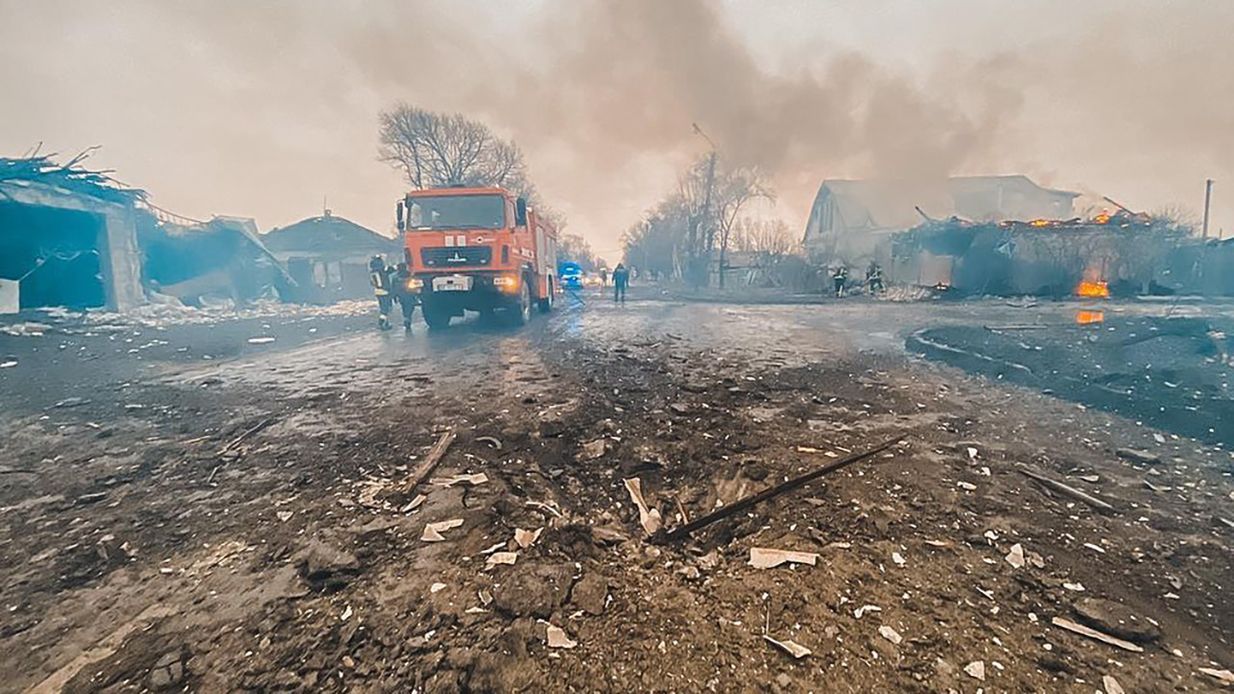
[
  {"x1": 393, "y1": 262, "x2": 417, "y2": 331},
  {"x1": 369, "y1": 255, "x2": 394, "y2": 330}
]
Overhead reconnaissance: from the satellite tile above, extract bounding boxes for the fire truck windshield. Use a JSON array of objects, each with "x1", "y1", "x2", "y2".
[{"x1": 406, "y1": 194, "x2": 505, "y2": 230}]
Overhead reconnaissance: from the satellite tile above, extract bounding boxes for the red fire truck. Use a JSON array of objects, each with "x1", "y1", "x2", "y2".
[{"x1": 396, "y1": 186, "x2": 558, "y2": 329}]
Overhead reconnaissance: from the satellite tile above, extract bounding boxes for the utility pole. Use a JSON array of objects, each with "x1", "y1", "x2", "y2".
[
  {"x1": 1201, "y1": 178, "x2": 1214, "y2": 239},
  {"x1": 692, "y1": 123, "x2": 718, "y2": 288}
]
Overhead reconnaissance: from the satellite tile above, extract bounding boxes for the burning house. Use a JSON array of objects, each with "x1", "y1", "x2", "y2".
[
  {"x1": 802, "y1": 175, "x2": 1079, "y2": 265},
  {"x1": 889, "y1": 210, "x2": 1188, "y2": 297},
  {"x1": 261, "y1": 211, "x2": 398, "y2": 303}
]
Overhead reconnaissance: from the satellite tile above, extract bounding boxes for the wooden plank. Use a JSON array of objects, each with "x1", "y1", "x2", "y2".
[
  {"x1": 1018, "y1": 466, "x2": 1117, "y2": 515},
  {"x1": 661, "y1": 435, "x2": 904, "y2": 541},
  {"x1": 398, "y1": 429, "x2": 457, "y2": 496},
  {"x1": 1052, "y1": 617, "x2": 1144, "y2": 653}
]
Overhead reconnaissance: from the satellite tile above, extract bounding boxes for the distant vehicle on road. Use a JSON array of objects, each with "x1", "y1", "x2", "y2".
[
  {"x1": 558, "y1": 261, "x2": 584, "y2": 290},
  {"x1": 395, "y1": 186, "x2": 558, "y2": 328}
]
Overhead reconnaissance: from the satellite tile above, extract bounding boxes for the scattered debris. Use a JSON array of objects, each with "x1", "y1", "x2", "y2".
[
  {"x1": 853, "y1": 605, "x2": 882, "y2": 619},
  {"x1": 1102, "y1": 675, "x2": 1125, "y2": 694},
  {"x1": 485, "y1": 551, "x2": 518, "y2": 569},
  {"x1": 1116, "y1": 448, "x2": 1162, "y2": 466},
  {"x1": 429, "y1": 472, "x2": 489, "y2": 487},
  {"x1": 430, "y1": 582, "x2": 446, "y2": 593},
  {"x1": 763, "y1": 635, "x2": 811, "y2": 659},
  {"x1": 275, "y1": 510, "x2": 293, "y2": 522},
  {"x1": 421, "y1": 519, "x2": 464, "y2": 542},
  {"x1": 878, "y1": 625, "x2": 903, "y2": 645},
  {"x1": 1198, "y1": 668, "x2": 1234, "y2": 686},
  {"x1": 514, "y1": 527, "x2": 543, "y2": 548},
  {"x1": 663, "y1": 436, "x2": 905, "y2": 540},
  {"x1": 246, "y1": 336, "x2": 276, "y2": 345},
  {"x1": 623, "y1": 478, "x2": 663, "y2": 535},
  {"x1": 1004, "y1": 543, "x2": 1026, "y2": 569},
  {"x1": 399, "y1": 429, "x2": 457, "y2": 497},
  {"x1": 217, "y1": 417, "x2": 276, "y2": 457},
  {"x1": 580, "y1": 438, "x2": 609, "y2": 460},
  {"x1": 474, "y1": 435, "x2": 502, "y2": 450},
  {"x1": 1073, "y1": 598, "x2": 1161, "y2": 643},
  {"x1": 1017, "y1": 466, "x2": 1117, "y2": 515},
  {"x1": 545, "y1": 624, "x2": 578, "y2": 649},
  {"x1": 1051, "y1": 616, "x2": 1144, "y2": 653},
  {"x1": 964, "y1": 661, "x2": 986, "y2": 681},
  {"x1": 748, "y1": 547, "x2": 819, "y2": 569}
]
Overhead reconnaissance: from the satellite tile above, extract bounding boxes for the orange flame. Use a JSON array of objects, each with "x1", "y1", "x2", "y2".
[
  {"x1": 1093, "y1": 212, "x2": 1112, "y2": 224},
  {"x1": 1076, "y1": 310, "x2": 1105, "y2": 324},
  {"x1": 1076, "y1": 280, "x2": 1110, "y2": 298},
  {"x1": 1029, "y1": 219, "x2": 1051, "y2": 227}
]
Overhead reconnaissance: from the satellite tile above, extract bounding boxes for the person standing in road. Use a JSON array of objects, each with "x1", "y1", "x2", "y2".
[
  {"x1": 369, "y1": 255, "x2": 394, "y2": 330},
  {"x1": 599, "y1": 267, "x2": 608, "y2": 287},
  {"x1": 612, "y1": 263, "x2": 630, "y2": 304},
  {"x1": 393, "y1": 262, "x2": 417, "y2": 331}
]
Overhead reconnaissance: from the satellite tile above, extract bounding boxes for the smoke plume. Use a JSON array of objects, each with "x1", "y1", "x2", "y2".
[{"x1": 1, "y1": 0, "x2": 1230, "y2": 256}]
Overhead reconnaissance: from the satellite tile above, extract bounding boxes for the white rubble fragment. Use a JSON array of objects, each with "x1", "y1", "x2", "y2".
[
  {"x1": 514, "y1": 527, "x2": 543, "y2": 548},
  {"x1": 485, "y1": 551, "x2": 518, "y2": 569},
  {"x1": 1198, "y1": 668, "x2": 1234, "y2": 685},
  {"x1": 764, "y1": 635, "x2": 811, "y2": 659},
  {"x1": 623, "y1": 478, "x2": 662, "y2": 535},
  {"x1": 546, "y1": 624, "x2": 577, "y2": 649},
  {"x1": 421, "y1": 519, "x2": 464, "y2": 542},
  {"x1": 247, "y1": 336, "x2": 276, "y2": 344},
  {"x1": 853, "y1": 605, "x2": 882, "y2": 619},
  {"x1": 1004, "y1": 543, "x2": 1026, "y2": 569},
  {"x1": 891, "y1": 551, "x2": 906, "y2": 567},
  {"x1": 964, "y1": 661, "x2": 986, "y2": 681},
  {"x1": 1063, "y1": 581, "x2": 1086, "y2": 592},
  {"x1": 1102, "y1": 674, "x2": 1126, "y2": 694},
  {"x1": 276, "y1": 510, "x2": 293, "y2": 522},
  {"x1": 878, "y1": 625, "x2": 903, "y2": 645},
  {"x1": 749, "y1": 547, "x2": 819, "y2": 569},
  {"x1": 430, "y1": 582, "x2": 446, "y2": 593},
  {"x1": 957, "y1": 481, "x2": 977, "y2": 491}
]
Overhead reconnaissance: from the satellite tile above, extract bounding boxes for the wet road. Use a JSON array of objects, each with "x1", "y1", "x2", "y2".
[{"x1": 6, "y1": 292, "x2": 1232, "y2": 420}]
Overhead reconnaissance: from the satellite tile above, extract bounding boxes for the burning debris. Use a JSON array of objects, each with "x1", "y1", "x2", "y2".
[{"x1": 889, "y1": 209, "x2": 1193, "y2": 297}]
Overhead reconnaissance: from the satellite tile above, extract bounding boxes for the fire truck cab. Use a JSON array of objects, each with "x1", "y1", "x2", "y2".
[{"x1": 396, "y1": 186, "x2": 557, "y2": 329}]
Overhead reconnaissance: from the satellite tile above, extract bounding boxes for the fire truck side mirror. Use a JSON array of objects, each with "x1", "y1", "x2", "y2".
[
  {"x1": 396, "y1": 200, "x2": 406, "y2": 232},
  {"x1": 515, "y1": 197, "x2": 528, "y2": 227}
]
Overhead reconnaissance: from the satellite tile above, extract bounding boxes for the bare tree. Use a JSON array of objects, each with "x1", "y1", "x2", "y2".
[
  {"x1": 378, "y1": 104, "x2": 536, "y2": 200},
  {"x1": 732, "y1": 218, "x2": 797, "y2": 255},
  {"x1": 713, "y1": 165, "x2": 770, "y2": 286}
]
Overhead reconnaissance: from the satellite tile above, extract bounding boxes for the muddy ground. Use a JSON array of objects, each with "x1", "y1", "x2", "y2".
[{"x1": 2, "y1": 295, "x2": 1233, "y2": 692}]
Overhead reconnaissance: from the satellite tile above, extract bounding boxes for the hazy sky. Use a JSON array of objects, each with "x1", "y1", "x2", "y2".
[{"x1": 2, "y1": 1, "x2": 1231, "y2": 260}]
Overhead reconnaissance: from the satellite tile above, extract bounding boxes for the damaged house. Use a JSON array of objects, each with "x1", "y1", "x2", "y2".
[
  {"x1": 0, "y1": 154, "x2": 146, "y2": 313},
  {"x1": 802, "y1": 175, "x2": 1079, "y2": 265},
  {"x1": 139, "y1": 213, "x2": 293, "y2": 307},
  {"x1": 889, "y1": 211, "x2": 1188, "y2": 296},
  {"x1": 0, "y1": 152, "x2": 293, "y2": 314},
  {"x1": 261, "y1": 211, "x2": 397, "y2": 303}
]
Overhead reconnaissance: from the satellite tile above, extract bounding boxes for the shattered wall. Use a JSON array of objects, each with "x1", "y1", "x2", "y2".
[{"x1": 0, "y1": 180, "x2": 144, "y2": 311}]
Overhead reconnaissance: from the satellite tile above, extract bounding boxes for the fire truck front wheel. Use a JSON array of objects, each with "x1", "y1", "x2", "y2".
[{"x1": 507, "y1": 280, "x2": 532, "y2": 326}]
